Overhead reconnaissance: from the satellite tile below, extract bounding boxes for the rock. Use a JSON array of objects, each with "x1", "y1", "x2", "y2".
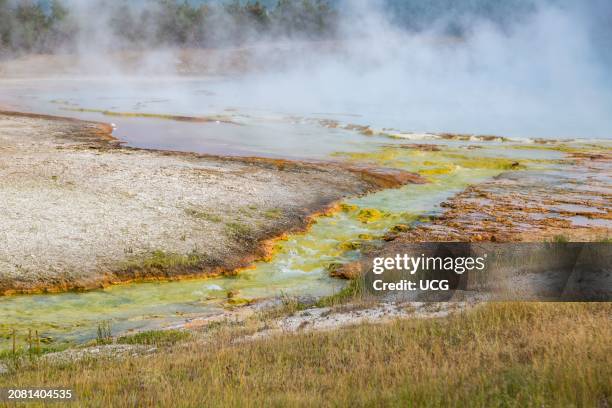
[
  {"x1": 328, "y1": 261, "x2": 362, "y2": 280},
  {"x1": 352, "y1": 167, "x2": 428, "y2": 188}
]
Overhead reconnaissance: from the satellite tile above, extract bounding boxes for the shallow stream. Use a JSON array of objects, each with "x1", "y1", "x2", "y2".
[{"x1": 0, "y1": 77, "x2": 599, "y2": 349}]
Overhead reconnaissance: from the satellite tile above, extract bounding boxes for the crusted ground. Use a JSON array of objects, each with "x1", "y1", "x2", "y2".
[
  {"x1": 385, "y1": 153, "x2": 612, "y2": 243},
  {"x1": 331, "y1": 151, "x2": 612, "y2": 280},
  {"x1": 0, "y1": 111, "x2": 420, "y2": 295}
]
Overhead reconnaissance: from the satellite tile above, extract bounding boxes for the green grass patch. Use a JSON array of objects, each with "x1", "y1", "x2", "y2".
[
  {"x1": 96, "y1": 321, "x2": 113, "y2": 345},
  {"x1": 263, "y1": 208, "x2": 283, "y2": 219},
  {"x1": 258, "y1": 293, "x2": 311, "y2": 320},
  {"x1": 123, "y1": 250, "x2": 205, "y2": 272},
  {"x1": 185, "y1": 208, "x2": 222, "y2": 223},
  {"x1": 224, "y1": 222, "x2": 254, "y2": 242},
  {"x1": 315, "y1": 278, "x2": 365, "y2": 308},
  {"x1": 116, "y1": 330, "x2": 190, "y2": 346},
  {"x1": 0, "y1": 343, "x2": 68, "y2": 361}
]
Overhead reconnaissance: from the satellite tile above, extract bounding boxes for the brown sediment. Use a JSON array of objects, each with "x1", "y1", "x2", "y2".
[
  {"x1": 435, "y1": 133, "x2": 510, "y2": 142},
  {"x1": 405, "y1": 151, "x2": 610, "y2": 243},
  {"x1": 0, "y1": 109, "x2": 119, "y2": 144},
  {"x1": 347, "y1": 166, "x2": 427, "y2": 188},
  {"x1": 312, "y1": 116, "x2": 519, "y2": 144},
  {"x1": 0, "y1": 110, "x2": 426, "y2": 296},
  {"x1": 117, "y1": 145, "x2": 427, "y2": 190},
  {"x1": 316, "y1": 119, "x2": 515, "y2": 144},
  {"x1": 330, "y1": 150, "x2": 612, "y2": 279},
  {"x1": 388, "y1": 143, "x2": 442, "y2": 152},
  {"x1": 568, "y1": 152, "x2": 610, "y2": 161},
  {"x1": 61, "y1": 108, "x2": 240, "y2": 125},
  {"x1": 314, "y1": 118, "x2": 376, "y2": 136},
  {"x1": 381, "y1": 131, "x2": 514, "y2": 143},
  {"x1": 318, "y1": 119, "x2": 341, "y2": 128}
]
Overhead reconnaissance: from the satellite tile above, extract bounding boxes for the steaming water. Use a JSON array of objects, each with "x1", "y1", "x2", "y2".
[
  {"x1": 1, "y1": 77, "x2": 607, "y2": 161},
  {"x1": 0, "y1": 78, "x2": 391, "y2": 159},
  {"x1": 0, "y1": 77, "x2": 602, "y2": 348}
]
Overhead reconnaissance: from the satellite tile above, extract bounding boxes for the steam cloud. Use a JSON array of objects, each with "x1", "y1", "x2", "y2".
[
  {"x1": 1, "y1": 0, "x2": 611, "y2": 139},
  {"x1": 226, "y1": 0, "x2": 612, "y2": 139}
]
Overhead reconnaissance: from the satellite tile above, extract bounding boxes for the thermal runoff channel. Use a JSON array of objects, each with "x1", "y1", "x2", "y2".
[{"x1": 0, "y1": 2, "x2": 610, "y2": 406}]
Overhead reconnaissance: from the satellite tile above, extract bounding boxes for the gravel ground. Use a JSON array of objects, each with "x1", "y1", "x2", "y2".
[{"x1": 0, "y1": 111, "x2": 395, "y2": 295}]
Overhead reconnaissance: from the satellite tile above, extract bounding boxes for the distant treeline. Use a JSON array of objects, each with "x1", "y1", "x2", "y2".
[{"x1": 0, "y1": 0, "x2": 337, "y2": 54}]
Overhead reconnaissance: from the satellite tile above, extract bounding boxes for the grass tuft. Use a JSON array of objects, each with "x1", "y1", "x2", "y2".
[
  {"x1": 96, "y1": 321, "x2": 112, "y2": 345},
  {"x1": 117, "y1": 330, "x2": 190, "y2": 346},
  {"x1": 224, "y1": 222, "x2": 254, "y2": 242},
  {"x1": 263, "y1": 208, "x2": 283, "y2": 219},
  {"x1": 184, "y1": 208, "x2": 222, "y2": 223},
  {"x1": 128, "y1": 250, "x2": 203, "y2": 271},
  {"x1": 316, "y1": 278, "x2": 365, "y2": 308}
]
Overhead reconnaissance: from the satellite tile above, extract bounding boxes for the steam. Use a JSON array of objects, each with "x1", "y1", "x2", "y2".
[
  {"x1": 221, "y1": 0, "x2": 612, "y2": 138},
  {"x1": 1, "y1": 0, "x2": 611, "y2": 139}
]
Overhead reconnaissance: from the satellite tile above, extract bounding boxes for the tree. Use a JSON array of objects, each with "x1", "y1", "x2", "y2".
[
  {"x1": 246, "y1": 1, "x2": 270, "y2": 31},
  {"x1": 153, "y1": 0, "x2": 208, "y2": 46},
  {"x1": 272, "y1": 0, "x2": 336, "y2": 38},
  {"x1": 0, "y1": 0, "x2": 12, "y2": 50},
  {"x1": 13, "y1": 1, "x2": 48, "y2": 51},
  {"x1": 46, "y1": 0, "x2": 78, "y2": 51},
  {"x1": 0, "y1": 0, "x2": 340, "y2": 54}
]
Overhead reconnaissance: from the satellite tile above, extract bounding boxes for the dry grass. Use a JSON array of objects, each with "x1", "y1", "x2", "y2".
[{"x1": 1, "y1": 302, "x2": 610, "y2": 407}]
